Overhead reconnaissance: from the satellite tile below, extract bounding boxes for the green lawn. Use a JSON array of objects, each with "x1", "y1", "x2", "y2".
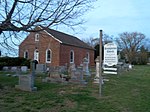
[{"x1": 0, "y1": 65, "x2": 150, "y2": 112}]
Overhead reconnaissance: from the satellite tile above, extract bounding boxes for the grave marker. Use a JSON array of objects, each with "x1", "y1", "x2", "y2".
[
  {"x1": 93, "y1": 56, "x2": 104, "y2": 84},
  {"x1": 15, "y1": 61, "x2": 37, "y2": 92},
  {"x1": 36, "y1": 64, "x2": 46, "y2": 72},
  {"x1": 11, "y1": 67, "x2": 17, "y2": 72},
  {"x1": 3, "y1": 66, "x2": 8, "y2": 71},
  {"x1": 15, "y1": 75, "x2": 37, "y2": 91},
  {"x1": 21, "y1": 66, "x2": 28, "y2": 72},
  {"x1": 82, "y1": 57, "x2": 90, "y2": 76}
]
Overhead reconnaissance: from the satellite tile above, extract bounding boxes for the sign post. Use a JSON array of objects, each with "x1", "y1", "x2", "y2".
[{"x1": 99, "y1": 30, "x2": 103, "y2": 97}]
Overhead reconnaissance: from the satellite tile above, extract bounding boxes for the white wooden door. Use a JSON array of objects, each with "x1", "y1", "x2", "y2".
[{"x1": 34, "y1": 50, "x2": 39, "y2": 62}]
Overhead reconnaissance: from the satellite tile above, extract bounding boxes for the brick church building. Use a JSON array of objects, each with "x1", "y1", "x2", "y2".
[{"x1": 19, "y1": 26, "x2": 95, "y2": 67}]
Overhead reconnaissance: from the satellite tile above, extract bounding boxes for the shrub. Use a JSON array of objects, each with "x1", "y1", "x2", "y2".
[
  {"x1": 0, "y1": 84, "x2": 3, "y2": 89},
  {"x1": 0, "y1": 57, "x2": 31, "y2": 70}
]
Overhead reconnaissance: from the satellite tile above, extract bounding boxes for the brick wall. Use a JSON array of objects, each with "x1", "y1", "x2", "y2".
[
  {"x1": 59, "y1": 44, "x2": 95, "y2": 67},
  {"x1": 19, "y1": 31, "x2": 60, "y2": 66},
  {"x1": 19, "y1": 30, "x2": 95, "y2": 67}
]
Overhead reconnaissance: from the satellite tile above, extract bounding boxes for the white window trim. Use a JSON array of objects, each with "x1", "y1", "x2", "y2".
[
  {"x1": 35, "y1": 33, "x2": 39, "y2": 41},
  {"x1": 46, "y1": 49, "x2": 52, "y2": 63},
  {"x1": 70, "y1": 50, "x2": 74, "y2": 63}
]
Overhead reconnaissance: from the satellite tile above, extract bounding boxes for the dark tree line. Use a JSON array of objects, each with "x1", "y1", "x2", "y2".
[{"x1": 83, "y1": 32, "x2": 149, "y2": 65}]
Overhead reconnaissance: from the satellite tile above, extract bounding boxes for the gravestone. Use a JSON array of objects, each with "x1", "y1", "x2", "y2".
[
  {"x1": 36, "y1": 64, "x2": 46, "y2": 72},
  {"x1": 93, "y1": 57, "x2": 104, "y2": 84},
  {"x1": 82, "y1": 58, "x2": 90, "y2": 76},
  {"x1": 11, "y1": 67, "x2": 17, "y2": 72},
  {"x1": 15, "y1": 61, "x2": 37, "y2": 92},
  {"x1": 21, "y1": 66, "x2": 28, "y2": 72},
  {"x1": 68, "y1": 63, "x2": 76, "y2": 78},
  {"x1": 93, "y1": 56, "x2": 100, "y2": 83},
  {"x1": 95, "y1": 56, "x2": 100, "y2": 78},
  {"x1": 43, "y1": 66, "x2": 65, "y2": 83},
  {"x1": 3, "y1": 66, "x2": 9, "y2": 71},
  {"x1": 117, "y1": 61, "x2": 124, "y2": 72},
  {"x1": 69, "y1": 67, "x2": 86, "y2": 84},
  {"x1": 15, "y1": 75, "x2": 37, "y2": 91}
]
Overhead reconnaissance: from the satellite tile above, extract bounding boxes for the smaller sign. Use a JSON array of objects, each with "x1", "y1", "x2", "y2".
[{"x1": 104, "y1": 43, "x2": 118, "y2": 66}]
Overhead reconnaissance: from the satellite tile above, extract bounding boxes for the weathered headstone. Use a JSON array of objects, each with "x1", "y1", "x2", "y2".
[
  {"x1": 69, "y1": 67, "x2": 86, "y2": 84},
  {"x1": 43, "y1": 66, "x2": 64, "y2": 83},
  {"x1": 15, "y1": 61, "x2": 37, "y2": 91},
  {"x1": 11, "y1": 67, "x2": 17, "y2": 72},
  {"x1": 21, "y1": 66, "x2": 28, "y2": 72},
  {"x1": 3, "y1": 66, "x2": 9, "y2": 71},
  {"x1": 15, "y1": 75, "x2": 37, "y2": 91},
  {"x1": 117, "y1": 62, "x2": 124, "y2": 72},
  {"x1": 68, "y1": 63, "x2": 76, "y2": 78},
  {"x1": 82, "y1": 57, "x2": 90, "y2": 76},
  {"x1": 93, "y1": 56, "x2": 100, "y2": 83},
  {"x1": 36, "y1": 64, "x2": 46, "y2": 72},
  {"x1": 95, "y1": 56, "x2": 100, "y2": 78},
  {"x1": 93, "y1": 56, "x2": 108, "y2": 84}
]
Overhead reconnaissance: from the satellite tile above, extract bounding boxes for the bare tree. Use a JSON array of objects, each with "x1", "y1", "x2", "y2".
[
  {"x1": 82, "y1": 37, "x2": 99, "y2": 47},
  {"x1": 82, "y1": 34, "x2": 114, "y2": 60},
  {"x1": 144, "y1": 37, "x2": 150, "y2": 51},
  {"x1": 138, "y1": 45, "x2": 148, "y2": 65},
  {"x1": 115, "y1": 32, "x2": 145, "y2": 64},
  {"x1": 82, "y1": 34, "x2": 114, "y2": 47},
  {"x1": 0, "y1": 0, "x2": 96, "y2": 55},
  {"x1": 102, "y1": 34, "x2": 114, "y2": 44}
]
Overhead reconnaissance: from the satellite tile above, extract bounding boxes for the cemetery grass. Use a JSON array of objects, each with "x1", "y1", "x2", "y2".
[{"x1": 0, "y1": 65, "x2": 150, "y2": 112}]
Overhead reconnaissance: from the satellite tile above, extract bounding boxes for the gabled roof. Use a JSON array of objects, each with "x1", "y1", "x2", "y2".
[{"x1": 41, "y1": 27, "x2": 94, "y2": 50}]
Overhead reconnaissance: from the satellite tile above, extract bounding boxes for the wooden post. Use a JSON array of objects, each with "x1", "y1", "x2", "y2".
[
  {"x1": 31, "y1": 60, "x2": 35, "y2": 88},
  {"x1": 99, "y1": 30, "x2": 103, "y2": 97}
]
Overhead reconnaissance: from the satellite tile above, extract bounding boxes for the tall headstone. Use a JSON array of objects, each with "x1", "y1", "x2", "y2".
[
  {"x1": 93, "y1": 56, "x2": 104, "y2": 84},
  {"x1": 95, "y1": 56, "x2": 100, "y2": 78},
  {"x1": 82, "y1": 57, "x2": 90, "y2": 76},
  {"x1": 93, "y1": 56, "x2": 107, "y2": 84},
  {"x1": 68, "y1": 63, "x2": 76, "y2": 78}
]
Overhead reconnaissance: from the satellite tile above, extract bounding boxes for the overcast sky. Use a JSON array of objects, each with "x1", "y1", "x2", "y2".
[
  {"x1": 1, "y1": 0, "x2": 150, "y2": 56},
  {"x1": 71, "y1": 0, "x2": 150, "y2": 39}
]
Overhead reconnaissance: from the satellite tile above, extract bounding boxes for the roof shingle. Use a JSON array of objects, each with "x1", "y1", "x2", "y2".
[{"x1": 42, "y1": 27, "x2": 94, "y2": 50}]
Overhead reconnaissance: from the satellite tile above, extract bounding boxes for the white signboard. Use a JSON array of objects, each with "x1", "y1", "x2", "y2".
[{"x1": 104, "y1": 43, "x2": 118, "y2": 66}]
